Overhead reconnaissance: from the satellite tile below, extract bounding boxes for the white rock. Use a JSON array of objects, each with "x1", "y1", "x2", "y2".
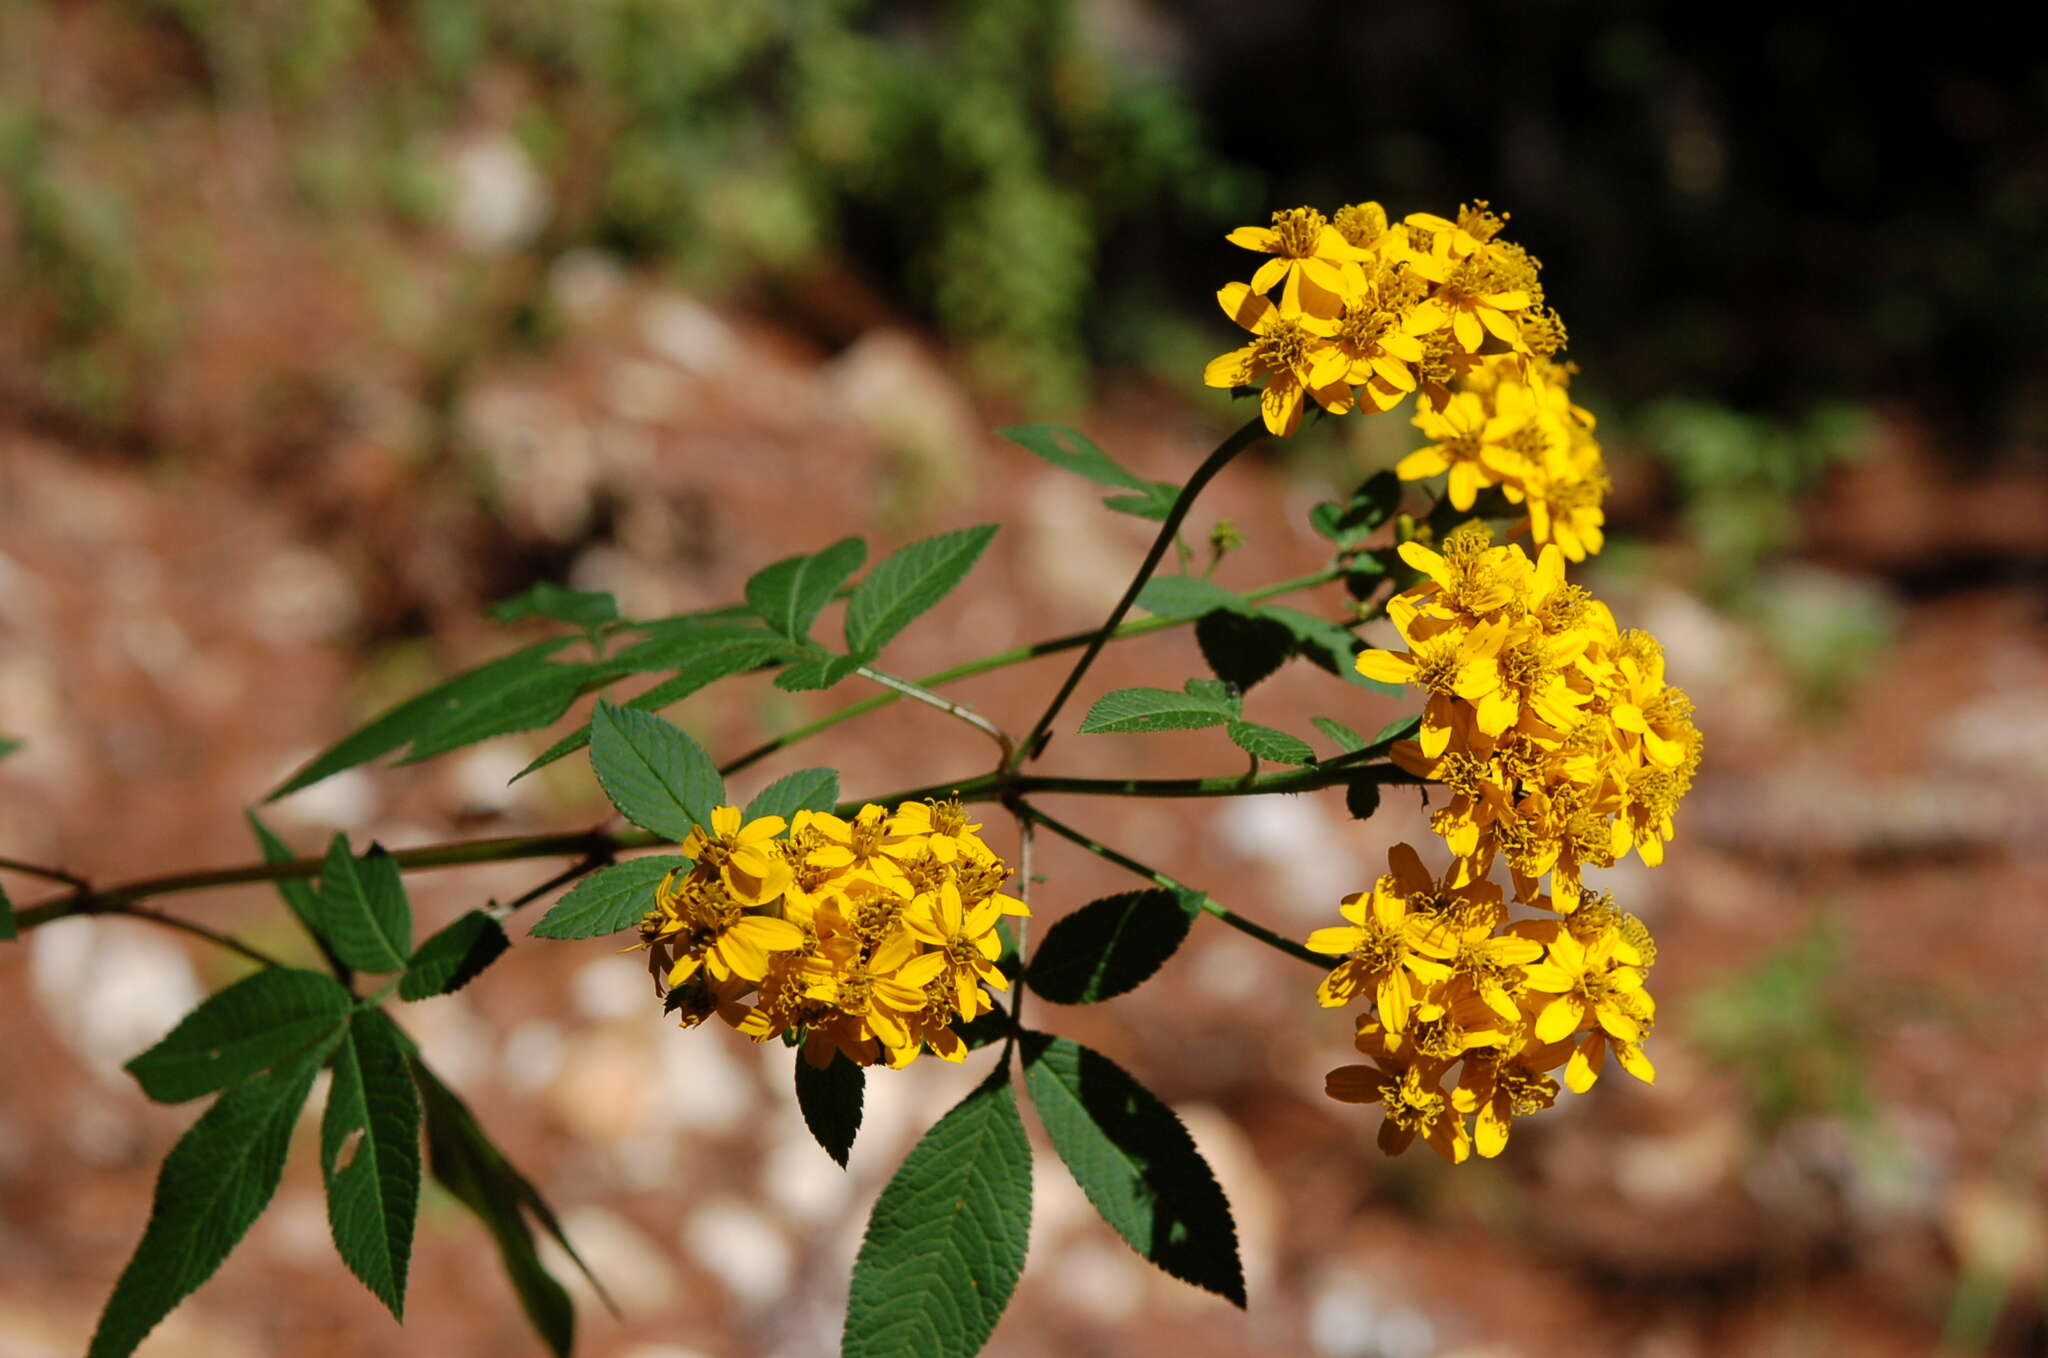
[
  {"x1": 500, "y1": 1020, "x2": 567, "y2": 1095},
  {"x1": 651, "y1": 1024, "x2": 754, "y2": 1138},
  {"x1": 572, "y1": 955, "x2": 652, "y2": 1022},
  {"x1": 267, "y1": 763, "x2": 379, "y2": 832},
  {"x1": 1213, "y1": 796, "x2": 1367, "y2": 918},
  {"x1": 548, "y1": 248, "x2": 626, "y2": 323},
  {"x1": 539, "y1": 1205, "x2": 676, "y2": 1314},
  {"x1": 446, "y1": 134, "x2": 551, "y2": 252},
  {"x1": 1047, "y1": 1239, "x2": 1143, "y2": 1325},
  {"x1": 642, "y1": 294, "x2": 736, "y2": 375},
  {"x1": 31, "y1": 919, "x2": 202, "y2": 1086},
  {"x1": 682, "y1": 1198, "x2": 793, "y2": 1309},
  {"x1": 450, "y1": 746, "x2": 534, "y2": 818}
]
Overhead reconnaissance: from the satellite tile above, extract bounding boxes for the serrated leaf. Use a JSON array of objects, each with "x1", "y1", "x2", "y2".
[
  {"x1": 746, "y1": 537, "x2": 866, "y2": 643},
  {"x1": 794, "y1": 1051, "x2": 864, "y2": 1168},
  {"x1": 123, "y1": 967, "x2": 353, "y2": 1104},
  {"x1": 1345, "y1": 778, "x2": 1382, "y2": 821},
  {"x1": 318, "y1": 838, "x2": 413, "y2": 973},
  {"x1": 514, "y1": 633, "x2": 785, "y2": 780},
  {"x1": 87, "y1": 1049, "x2": 326, "y2": 1358},
  {"x1": 397, "y1": 659, "x2": 612, "y2": 764},
  {"x1": 1026, "y1": 890, "x2": 1198, "y2": 1004},
  {"x1": 1227, "y1": 721, "x2": 1318, "y2": 767},
  {"x1": 844, "y1": 1069, "x2": 1032, "y2": 1358},
  {"x1": 1134, "y1": 575, "x2": 1250, "y2": 620},
  {"x1": 843, "y1": 524, "x2": 998, "y2": 658},
  {"x1": 744, "y1": 767, "x2": 840, "y2": 823},
  {"x1": 1099, "y1": 486, "x2": 1181, "y2": 520},
  {"x1": 1196, "y1": 610, "x2": 1296, "y2": 690},
  {"x1": 998, "y1": 424, "x2": 1151, "y2": 490},
  {"x1": 487, "y1": 582, "x2": 619, "y2": 630},
  {"x1": 773, "y1": 653, "x2": 864, "y2": 692},
  {"x1": 322, "y1": 1010, "x2": 421, "y2": 1319},
  {"x1": 414, "y1": 1060, "x2": 580, "y2": 1357},
  {"x1": 1261, "y1": 605, "x2": 1401, "y2": 695},
  {"x1": 588, "y1": 701, "x2": 722, "y2": 842},
  {"x1": 529, "y1": 856, "x2": 689, "y2": 940},
  {"x1": 1020, "y1": 1034, "x2": 1245, "y2": 1306},
  {"x1": 245, "y1": 810, "x2": 330, "y2": 956},
  {"x1": 1078, "y1": 686, "x2": 1237, "y2": 735},
  {"x1": 400, "y1": 911, "x2": 510, "y2": 999},
  {"x1": 1311, "y1": 716, "x2": 1367, "y2": 752},
  {"x1": 269, "y1": 639, "x2": 576, "y2": 799},
  {"x1": 0, "y1": 880, "x2": 13, "y2": 942}
]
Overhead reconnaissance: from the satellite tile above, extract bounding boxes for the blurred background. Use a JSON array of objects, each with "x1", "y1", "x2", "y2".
[{"x1": 2, "y1": 3, "x2": 2045, "y2": 1355}]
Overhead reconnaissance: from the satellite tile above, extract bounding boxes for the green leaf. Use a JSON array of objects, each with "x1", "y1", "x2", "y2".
[
  {"x1": 1078, "y1": 683, "x2": 1238, "y2": 735},
  {"x1": 487, "y1": 582, "x2": 619, "y2": 630},
  {"x1": 1308, "y1": 470, "x2": 1402, "y2": 548},
  {"x1": 414, "y1": 1060, "x2": 579, "y2": 1356},
  {"x1": 1027, "y1": 889, "x2": 1198, "y2": 1004},
  {"x1": 997, "y1": 425, "x2": 1180, "y2": 520},
  {"x1": 744, "y1": 767, "x2": 840, "y2": 823},
  {"x1": 513, "y1": 632, "x2": 785, "y2": 780},
  {"x1": 87, "y1": 1049, "x2": 326, "y2": 1358},
  {"x1": 588, "y1": 701, "x2": 722, "y2": 842},
  {"x1": 844, "y1": 1069, "x2": 1032, "y2": 1358},
  {"x1": 794, "y1": 1051, "x2": 864, "y2": 1168},
  {"x1": 268, "y1": 639, "x2": 576, "y2": 799},
  {"x1": 1369, "y1": 713, "x2": 1423, "y2": 749},
  {"x1": 397, "y1": 659, "x2": 611, "y2": 764},
  {"x1": 318, "y1": 838, "x2": 414, "y2": 973},
  {"x1": 400, "y1": 911, "x2": 510, "y2": 999},
  {"x1": 843, "y1": 524, "x2": 999, "y2": 658},
  {"x1": 746, "y1": 537, "x2": 866, "y2": 643},
  {"x1": 322, "y1": 1010, "x2": 421, "y2": 1319},
  {"x1": 0, "y1": 880, "x2": 13, "y2": 942},
  {"x1": 245, "y1": 810, "x2": 330, "y2": 955},
  {"x1": 1311, "y1": 716, "x2": 1366, "y2": 752},
  {"x1": 773, "y1": 653, "x2": 865, "y2": 692},
  {"x1": 1261, "y1": 605, "x2": 1402, "y2": 694},
  {"x1": 124, "y1": 967, "x2": 353, "y2": 1104},
  {"x1": 1345, "y1": 778, "x2": 1382, "y2": 821},
  {"x1": 1227, "y1": 721, "x2": 1318, "y2": 767},
  {"x1": 0, "y1": 735, "x2": 19, "y2": 762},
  {"x1": 999, "y1": 424, "x2": 1152, "y2": 491},
  {"x1": 530, "y1": 856, "x2": 689, "y2": 940},
  {"x1": 1134, "y1": 575, "x2": 1250, "y2": 620},
  {"x1": 1020, "y1": 1034, "x2": 1246, "y2": 1307},
  {"x1": 1195, "y1": 611, "x2": 1297, "y2": 690}
]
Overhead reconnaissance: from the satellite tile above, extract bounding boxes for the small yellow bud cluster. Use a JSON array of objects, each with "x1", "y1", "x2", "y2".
[
  {"x1": 1208, "y1": 201, "x2": 1609, "y2": 561},
  {"x1": 641, "y1": 800, "x2": 1027, "y2": 1070},
  {"x1": 1313, "y1": 521, "x2": 1700, "y2": 1160}
]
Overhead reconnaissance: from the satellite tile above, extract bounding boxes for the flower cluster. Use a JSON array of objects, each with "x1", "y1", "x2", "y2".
[
  {"x1": 1312, "y1": 844, "x2": 1659, "y2": 1162},
  {"x1": 1358, "y1": 524, "x2": 1701, "y2": 910},
  {"x1": 1307, "y1": 519, "x2": 1698, "y2": 1159},
  {"x1": 1206, "y1": 201, "x2": 1608, "y2": 560},
  {"x1": 639, "y1": 800, "x2": 1026, "y2": 1070}
]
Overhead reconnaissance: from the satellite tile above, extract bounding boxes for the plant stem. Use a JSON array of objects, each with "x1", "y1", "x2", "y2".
[
  {"x1": 1017, "y1": 802, "x2": 1330, "y2": 970},
  {"x1": 1011, "y1": 415, "x2": 1266, "y2": 769},
  {"x1": 14, "y1": 754, "x2": 1420, "y2": 932},
  {"x1": 112, "y1": 904, "x2": 293, "y2": 970},
  {"x1": 715, "y1": 562, "x2": 1340, "y2": 779},
  {"x1": 0, "y1": 856, "x2": 88, "y2": 889},
  {"x1": 856, "y1": 665, "x2": 1013, "y2": 765}
]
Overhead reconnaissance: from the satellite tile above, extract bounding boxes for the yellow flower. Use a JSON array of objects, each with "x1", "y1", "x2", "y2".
[
  {"x1": 885, "y1": 797, "x2": 993, "y2": 865},
  {"x1": 683, "y1": 806, "x2": 795, "y2": 906},
  {"x1": 1396, "y1": 390, "x2": 1528, "y2": 511},
  {"x1": 1204, "y1": 283, "x2": 1350, "y2": 437},
  {"x1": 904, "y1": 879, "x2": 1010, "y2": 1021},
  {"x1": 1304, "y1": 844, "x2": 1456, "y2": 1028},
  {"x1": 1521, "y1": 925, "x2": 1652, "y2": 1046},
  {"x1": 1452, "y1": 1044, "x2": 1564, "y2": 1157},
  {"x1": 805, "y1": 803, "x2": 917, "y2": 891},
  {"x1": 1325, "y1": 1057, "x2": 1471, "y2": 1164},
  {"x1": 647, "y1": 867, "x2": 805, "y2": 986},
  {"x1": 1224, "y1": 205, "x2": 1361, "y2": 314}
]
